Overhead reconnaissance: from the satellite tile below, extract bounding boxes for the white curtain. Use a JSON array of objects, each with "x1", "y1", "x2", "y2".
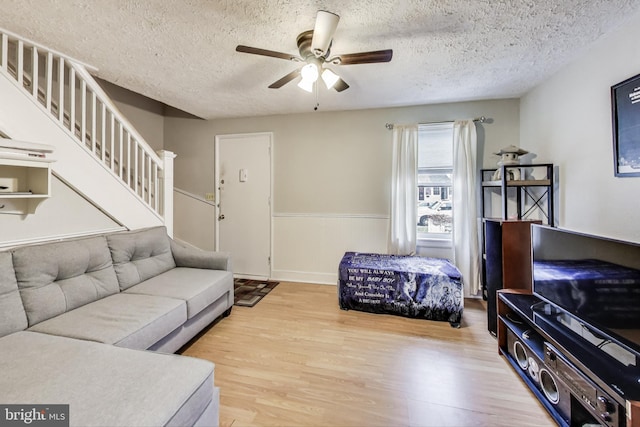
[
  {"x1": 452, "y1": 120, "x2": 481, "y2": 296},
  {"x1": 388, "y1": 124, "x2": 418, "y2": 255}
]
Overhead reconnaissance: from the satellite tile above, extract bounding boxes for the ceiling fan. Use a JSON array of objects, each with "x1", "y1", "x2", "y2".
[{"x1": 236, "y1": 10, "x2": 393, "y2": 93}]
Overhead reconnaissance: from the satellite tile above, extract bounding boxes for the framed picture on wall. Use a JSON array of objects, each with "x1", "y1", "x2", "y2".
[{"x1": 611, "y1": 73, "x2": 640, "y2": 177}]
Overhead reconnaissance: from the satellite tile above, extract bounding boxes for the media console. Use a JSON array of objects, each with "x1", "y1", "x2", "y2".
[
  {"x1": 496, "y1": 225, "x2": 640, "y2": 426},
  {"x1": 498, "y1": 290, "x2": 640, "y2": 426}
]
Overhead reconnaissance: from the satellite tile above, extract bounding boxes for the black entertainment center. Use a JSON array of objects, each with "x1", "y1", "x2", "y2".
[{"x1": 497, "y1": 225, "x2": 640, "y2": 427}]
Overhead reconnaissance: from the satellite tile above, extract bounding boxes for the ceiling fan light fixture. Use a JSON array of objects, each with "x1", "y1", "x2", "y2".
[
  {"x1": 300, "y1": 63, "x2": 319, "y2": 82},
  {"x1": 311, "y1": 10, "x2": 340, "y2": 56},
  {"x1": 297, "y1": 77, "x2": 315, "y2": 93},
  {"x1": 321, "y1": 68, "x2": 340, "y2": 89},
  {"x1": 236, "y1": 9, "x2": 391, "y2": 95}
]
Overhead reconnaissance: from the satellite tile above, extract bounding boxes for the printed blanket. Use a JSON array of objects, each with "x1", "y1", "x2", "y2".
[{"x1": 338, "y1": 252, "x2": 464, "y2": 327}]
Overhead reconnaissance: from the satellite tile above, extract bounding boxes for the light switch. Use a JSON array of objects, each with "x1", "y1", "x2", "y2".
[{"x1": 239, "y1": 169, "x2": 248, "y2": 182}]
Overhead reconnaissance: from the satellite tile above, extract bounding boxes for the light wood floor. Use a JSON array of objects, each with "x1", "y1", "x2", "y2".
[{"x1": 181, "y1": 282, "x2": 555, "y2": 427}]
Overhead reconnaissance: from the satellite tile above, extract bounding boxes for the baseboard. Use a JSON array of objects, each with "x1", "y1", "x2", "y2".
[
  {"x1": 234, "y1": 274, "x2": 270, "y2": 281},
  {"x1": 270, "y1": 269, "x2": 337, "y2": 285}
]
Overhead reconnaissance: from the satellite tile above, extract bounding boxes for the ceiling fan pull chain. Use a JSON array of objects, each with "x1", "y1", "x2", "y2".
[{"x1": 314, "y1": 81, "x2": 319, "y2": 111}]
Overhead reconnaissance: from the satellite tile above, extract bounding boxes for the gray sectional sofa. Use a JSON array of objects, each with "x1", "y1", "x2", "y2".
[{"x1": 0, "y1": 226, "x2": 234, "y2": 426}]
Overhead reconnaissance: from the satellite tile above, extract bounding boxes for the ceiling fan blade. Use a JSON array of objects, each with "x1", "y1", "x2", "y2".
[
  {"x1": 333, "y1": 78, "x2": 349, "y2": 92},
  {"x1": 236, "y1": 45, "x2": 298, "y2": 61},
  {"x1": 268, "y1": 69, "x2": 301, "y2": 89},
  {"x1": 311, "y1": 10, "x2": 340, "y2": 56},
  {"x1": 337, "y1": 49, "x2": 393, "y2": 65}
]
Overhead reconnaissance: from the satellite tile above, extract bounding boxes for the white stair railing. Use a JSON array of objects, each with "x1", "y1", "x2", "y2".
[{"x1": 0, "y1": 27, "x2": 172, "y2": 222}]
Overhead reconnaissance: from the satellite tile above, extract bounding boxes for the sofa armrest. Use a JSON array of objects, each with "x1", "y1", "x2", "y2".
[{"x1": 170, "y1": 239, "x2": 232, "y2": 272}]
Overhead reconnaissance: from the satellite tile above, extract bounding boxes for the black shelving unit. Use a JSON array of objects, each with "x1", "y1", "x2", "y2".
[{"x1": 481, "y1": 163, "x2": 554, "y2": 226}]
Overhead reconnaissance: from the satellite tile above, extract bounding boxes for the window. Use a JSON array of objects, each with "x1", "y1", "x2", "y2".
[{"x1": 417, "y1": 123, "x2": 454, "y2": 241}]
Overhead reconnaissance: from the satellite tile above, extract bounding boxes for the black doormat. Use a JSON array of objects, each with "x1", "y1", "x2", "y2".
[{"x1": 233, "y1": 279, "x2": 280, "y2": 307}]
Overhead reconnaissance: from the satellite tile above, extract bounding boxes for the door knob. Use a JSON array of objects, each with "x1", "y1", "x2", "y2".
[{"x1": 218, "y1": 214, "x2": 225, "y2": 220}]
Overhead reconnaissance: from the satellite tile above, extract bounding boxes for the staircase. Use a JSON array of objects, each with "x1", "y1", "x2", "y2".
[{"x1": 0, "y1": 28, "x2": 174, "y2": 234}]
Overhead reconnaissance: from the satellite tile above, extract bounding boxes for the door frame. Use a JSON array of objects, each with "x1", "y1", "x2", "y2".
[{"x1": 214, "y1": 132, "x2": 274, "y2": 279}]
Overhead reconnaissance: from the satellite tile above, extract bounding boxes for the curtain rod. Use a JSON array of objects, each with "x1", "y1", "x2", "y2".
[{"x1": 385, "y1": 116, "x2": 486, "y2": 130}]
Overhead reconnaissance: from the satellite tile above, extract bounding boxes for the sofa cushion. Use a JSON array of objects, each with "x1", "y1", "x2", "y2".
[
  {"x1": 28, "y1": 293, "x2": 187, "y2": 350},
  {"x1": 107, "y1": 226, "x2": 176, "y2": 290},
  {"x1": 125, "y1": 267, "x2": 233, "y2": 319},
  {"x1": 0, "y1": 331, "x2": 215, "y2": 427},
  {"x1": 0, "y1": 252, "x2": 28, "y2": 337},
  {"x1": 12, "y1": 236, "x2": 120, "y2": 326}
]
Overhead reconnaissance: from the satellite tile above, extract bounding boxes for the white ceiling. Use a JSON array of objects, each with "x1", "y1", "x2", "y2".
[{"x1": 1, "y1": 0, "x2": 639, "y2": 120}]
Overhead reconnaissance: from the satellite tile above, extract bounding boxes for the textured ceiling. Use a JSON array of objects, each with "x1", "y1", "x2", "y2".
[{"x1": 1, "y1": 0, "x2": 639, "y2": 120}]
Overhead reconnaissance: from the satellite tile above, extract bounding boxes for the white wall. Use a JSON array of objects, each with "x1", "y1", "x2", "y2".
[
  {"x1": 173, "y1": 188, "x2": 216, "y2": 251},
  {"x1": 520, "y1": 8, "x2": 640, "y2": 243},
  {"x1": 164, "y1": 99, "x2": 520, "y2": 283},
  {"x1": 0, "y1": 176, "x2": 122, "y2": 247},
  {"x1": 97, "y1": 78, "x2": 165, "y2": 152}
]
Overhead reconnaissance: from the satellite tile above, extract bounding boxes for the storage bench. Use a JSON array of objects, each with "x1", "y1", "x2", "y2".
[{"x1": 338, "y1": 252, "x2": 464, "y2": 327}]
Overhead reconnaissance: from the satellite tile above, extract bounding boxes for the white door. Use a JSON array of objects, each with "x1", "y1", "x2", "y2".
[{"x1": 215, "y1": 132, "x2": 272, "y2": 279}]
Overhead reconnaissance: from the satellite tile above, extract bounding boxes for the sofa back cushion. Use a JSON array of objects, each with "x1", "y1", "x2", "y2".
[
  {"x1": 0, "y1": 251, "x2": 28, "y2": 337},
  {"x1": 12, "y1": 236, "x2": 120, "y2": 327},
  {"x1": 106, "y1": 226, "x2": 176, "y2": 290}
]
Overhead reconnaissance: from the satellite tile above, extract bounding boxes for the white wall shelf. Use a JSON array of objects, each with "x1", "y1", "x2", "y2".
[{"x1": 0, "y1": 157, "x2": 55, "y2": 214}]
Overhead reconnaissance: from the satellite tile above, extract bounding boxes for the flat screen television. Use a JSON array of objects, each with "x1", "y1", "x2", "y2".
[{"x1": 531, "y1": 225, "x2": 640, "y2": 361}]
